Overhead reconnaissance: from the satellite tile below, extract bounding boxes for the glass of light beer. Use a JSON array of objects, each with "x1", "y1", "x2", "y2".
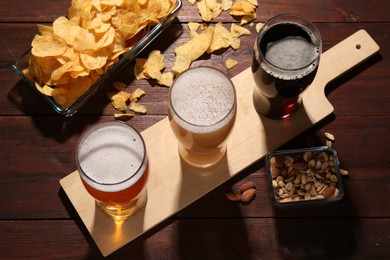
[
  {"x1": 76, "y1": 121, "x2": 148, "y2": 221},
  {"x1": 252, "y1": 14, "x2": 322, "y2": 119},
  {"x1": 168, "y1": 66, "x2": 237, "y2": 168}
]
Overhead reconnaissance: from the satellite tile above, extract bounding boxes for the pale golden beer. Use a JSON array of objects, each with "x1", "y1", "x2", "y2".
[
  {"x1": 168, "y1": 67, "x2": 237, "y2": 168},
  {"x1": 76, "y1": 121, "x2": 148, "y2": 221}
]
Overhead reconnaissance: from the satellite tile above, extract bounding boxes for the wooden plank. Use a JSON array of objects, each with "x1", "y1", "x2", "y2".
[{"x1": 60, "y1": 30, "x2": 379, "y2": 256}]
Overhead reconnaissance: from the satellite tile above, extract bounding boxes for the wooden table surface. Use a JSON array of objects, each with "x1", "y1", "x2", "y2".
[{"x1": 1, "y1": 0, "x2": 389, "y2": 259}]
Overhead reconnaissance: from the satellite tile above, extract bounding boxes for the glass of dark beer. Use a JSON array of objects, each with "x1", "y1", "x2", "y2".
[{"x1": 252, "y1": 14, "x2": 322, "y2": 119}]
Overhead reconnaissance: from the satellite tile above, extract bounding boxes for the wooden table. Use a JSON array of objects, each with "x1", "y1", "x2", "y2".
[{"x1": 1, "y1": 0, "x2": 389, "y2": 259}]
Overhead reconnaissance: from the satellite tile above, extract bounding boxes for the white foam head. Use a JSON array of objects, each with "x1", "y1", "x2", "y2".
[
  {"x1": 76, "y1": 121, "x2": 147, "y2": 193},
  {"x1": 169, "y1": 67, "x2": 236, "y2": 134}
]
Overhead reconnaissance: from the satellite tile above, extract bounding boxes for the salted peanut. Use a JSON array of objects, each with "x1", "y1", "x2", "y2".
[
  {"x1": 284, "y1": 156, "x2": 294, "y2": 166},
  {"x1": 293, "y1": 162, "x2": 308, "y2": 171},
  {"x1": 272, "y1": 180, "x2": 278, "y2": 188},
  {"x1": 339, "y1": 168, "x2": 349, "y2": 176},
  {"x1": 285, "y1": 182, "x2": 293, "y2": 191},
  {"x1": 330, "y1": 175, "x2": 338, "y2": 183},
  {"x1": 239, "y1": 181, "x2": 256, "y2": 193},
  {"x1": 331, "y1": 188, "x2": 340, "y2": 198},
  {"x1": 303, "y1": 151, "x2": 312, "y2": 162},
  {"x1": 301, "y1": 173, "x2": 307, "y2": 184},
  {"x1": 325, "y1": 132, "x2": 335, "y2": 141},
  {"x1": 326, "y1": 140, "x2": 333, "y2": 147},
  {"x1": 225, "y1": 192, "x2": 241, "y2": 201}
]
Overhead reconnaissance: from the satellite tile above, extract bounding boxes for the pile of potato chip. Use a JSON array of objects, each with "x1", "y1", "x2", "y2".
[{"x1": 24, "y1": 0, "x2": 176, "y2": 109}]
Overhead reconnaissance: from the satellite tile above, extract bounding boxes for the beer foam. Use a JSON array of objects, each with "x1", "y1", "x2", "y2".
[
  {"x1": 76, "y1": 122, "x2": 146, "y2": 193},
  {"x1": 170, "y1": 67, "x2": 236, "y2": 134},
  {"x1": 259, "y1": 22, "x2": 321, "y2": 81}
]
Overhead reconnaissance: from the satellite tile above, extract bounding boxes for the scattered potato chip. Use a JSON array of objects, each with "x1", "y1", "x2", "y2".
[
  {"x1": 130, "y1": 102, "x2": 147, "y2": 114},
  {"x1": 230, "y1": 0, "x2": 258, "y2": 24},
  {"x1": 225, "y1": 58, "x2": 238, "y2": 69},
  {"x1": 222, "y1": 0, "x2": 233, "y2": 10},
  {"x1": 107, "y1": 90, "x2": 131, "y2": 112},
  {"x1": 131, "y1": 88, "x2": 146, "y2": 102},
  {"x1": 208, "y1": 23, "x2": 234, "y2": 53},
  {"x1": 256, "y1": 22, "x2": 264, "y2": 33},
  {"x1": 134, "y1": 50, "x2": 173, "y2": 86},
  {"x1": 188, "y1": 0, "x2": 196, "y2": 4},
  {"x1": 25, "y1": 0, "x2": 177, "y2": 109},
  {"x1": 158, "y1": 72, "x2": 174, "y2": 87},
  {"x1": 231, "y1": 23, "x2": 251, "y2": 38},
  {"x1": 114, "y1": 113, "x2": 135, "y2": 121}
]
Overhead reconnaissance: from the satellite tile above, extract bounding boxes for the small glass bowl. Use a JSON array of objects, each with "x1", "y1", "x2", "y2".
[
  {"x1": 12, "y1": 0, "x2": 182, "y2": 117},
  {"x1": 265, "y1": 146, "x2": 344, "y2": 208}
]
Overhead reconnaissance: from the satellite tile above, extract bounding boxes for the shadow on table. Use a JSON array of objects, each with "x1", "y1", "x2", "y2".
[
  {"x1": 174, "y1": 154, "x2": 253, "y2": 259},
  {"x1": 273, "y1": 186, "x2": 359, "y2": 259}
]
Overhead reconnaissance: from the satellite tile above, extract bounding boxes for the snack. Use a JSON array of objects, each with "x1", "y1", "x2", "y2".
[
  {"x1": 269, "y1": 149, "x2": 342, "y2": 203},
  {"x1": 230, "y1": 0, "x2": 258, "y2": 24},
  {"x1": 134, "y1": 50, "x2": 173, "y2": 87},
  {"x1": 108, "y1": 82, "x2": 147, "y2": 116},
  {"x1": 172, "y1": 22, "x2": 250, "y2": 75},
  {"x1": 24, "y1": 0, "x2": 177, "y2": 109},
  {"x1": 225, "y1": 58, "x2": 238, "y2": 69}
]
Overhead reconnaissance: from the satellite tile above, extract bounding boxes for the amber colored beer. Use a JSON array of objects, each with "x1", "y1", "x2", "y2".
[
  {"x1": 168, "y1": 67, "x2": 237, "y2": 168},
  {"x1": 76, "y1": 121, "x2": 148, "y2": 221}
]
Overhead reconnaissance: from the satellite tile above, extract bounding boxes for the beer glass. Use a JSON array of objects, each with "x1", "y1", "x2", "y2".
[
  {"x1": 168, "y1": 66, "x2": 237, "y2": 168},
  {"x1": 76, "y1": 121, "x2": 148, "y2": 221},
  {"x1": 252, "y1": 14, "x2": 322, "y2": 119}
]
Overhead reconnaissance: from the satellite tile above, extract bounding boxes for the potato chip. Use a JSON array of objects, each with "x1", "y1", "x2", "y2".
[
  {"x1": 188, "y1": 22, "x2": 201, "y2": 39},
  {"x1": 114, "y1": 113, "x2": 135, "y2": 121},
  {"x1": 230, "y1": 0, "x2": 258, "y2": 24},
  {"x1": 129, "y1": 102, "x2": 147, "y2": 114},
  {"x1": 108, "y1": 91, "x2": 129, "y2": 112},
  {"x1": 231, "y1": 23, "x2": 251, "y2": 38},
  {"x1": 256, "y1": 22, "x2": 264, "y2": 33},
  {"x1": 225, "y1": 58, "x2": 238, "y2": 69},
  {"x1": 187, "y1": 0, "x2": 196, "y2": 4},
  {"x1": 208, "y1": 23, "x2": 233, "y2": 53},
  {"x1": 221, "y1": 0, "x2": 233, "y2": 10},
  {"x1": 158, "y1": 72, "x2": 174, "y2": 87},
  {"x1": 131, "y1": 88, "x2": 145, "y2": 102},
  {"x1": 173, "y1": 26, "x2": 214, "y2": 74}
]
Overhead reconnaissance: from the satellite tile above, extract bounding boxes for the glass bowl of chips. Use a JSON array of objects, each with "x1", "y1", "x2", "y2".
[
  {"x1": 12, "y1": 0, "x2": 182, "y2": 117},
  {"x1": 265, "y1": 146, "x2": 345, "y2": 208}
]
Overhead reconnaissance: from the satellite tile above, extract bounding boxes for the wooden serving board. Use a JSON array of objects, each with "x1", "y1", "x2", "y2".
[{"x1": 60, "y1": 30, "x2": 379, "y2": 257}]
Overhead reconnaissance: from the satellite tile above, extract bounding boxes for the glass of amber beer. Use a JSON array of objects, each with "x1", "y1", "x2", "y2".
[
  {"x1": 76, "y1": 121, "x2": 148, "y2": 221},
  {"x1": 168, "y1": 67, "x2": 237, "y2": 168}
]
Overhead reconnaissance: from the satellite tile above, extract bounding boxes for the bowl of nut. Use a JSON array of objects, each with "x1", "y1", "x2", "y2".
[{"x1": 265, "y1": 146, "x2": 344, "y2": 207}]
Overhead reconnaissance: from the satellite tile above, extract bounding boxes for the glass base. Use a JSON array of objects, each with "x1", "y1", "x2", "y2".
[
  {"x1": 253, "y1": 91, "x2": 301, "y2": 119},
  {"x1": 97, "y1": 188, "x2": 147, "y2": 221},
  {"x1": 178, "y1": 144, "x2": 227, "y2": 168}
]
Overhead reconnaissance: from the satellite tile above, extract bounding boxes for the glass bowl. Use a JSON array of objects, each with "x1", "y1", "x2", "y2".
[
  {"x1": 265, "y1": 146, "x2": 344, "y2": 208},
  {"x1": 12, "y1": 0, "x2": 182, "y2": 117}
]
